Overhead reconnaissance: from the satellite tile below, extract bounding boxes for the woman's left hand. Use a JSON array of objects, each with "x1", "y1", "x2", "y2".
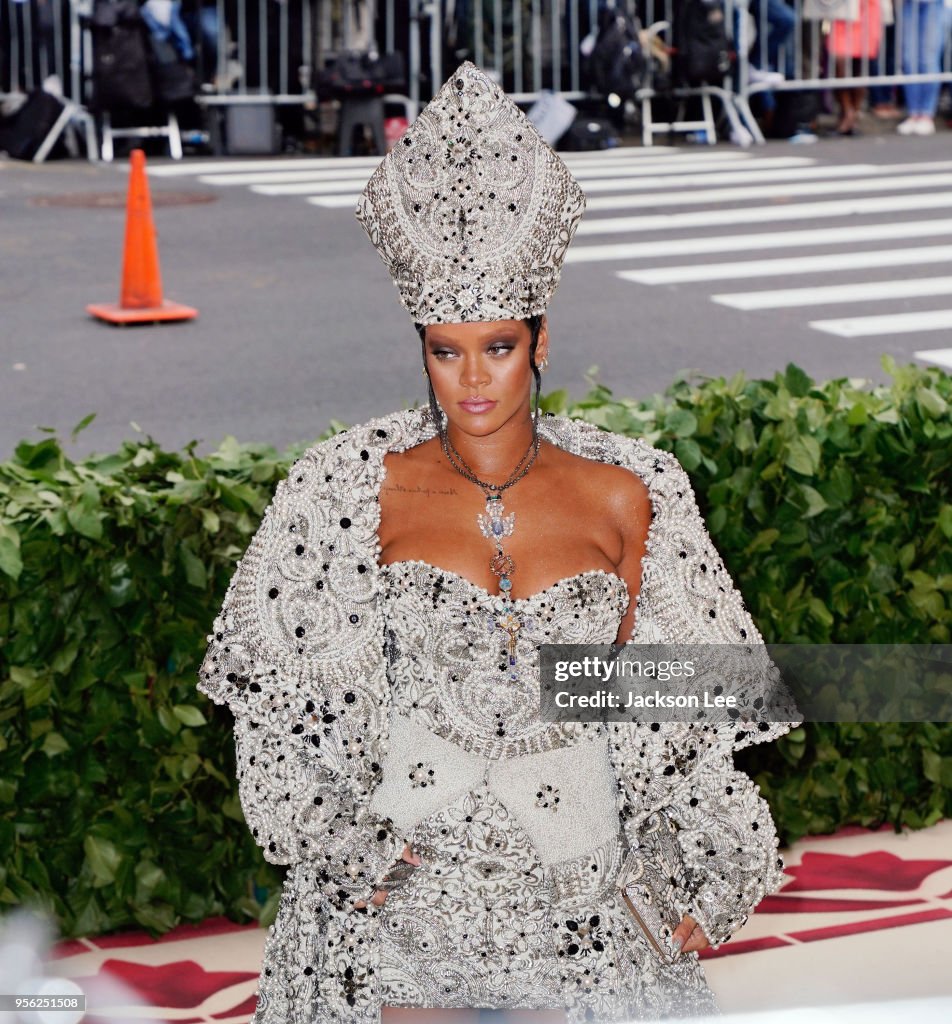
[{"x1": 672, "y1": 914, "x2": 710, "y2": 954}]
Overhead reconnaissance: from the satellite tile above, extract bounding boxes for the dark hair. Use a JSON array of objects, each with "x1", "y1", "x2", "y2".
[{"x1": 415, "y1": 316, "x2": 544, "y2": 441}]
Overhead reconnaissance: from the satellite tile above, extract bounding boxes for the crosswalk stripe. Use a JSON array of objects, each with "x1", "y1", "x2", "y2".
[
  {"x1": 914, "y1": 348, "x2": 952, "y2": 368},
  {"x1": 207, "y1": 152, "x2": 772, "y2": 192},
  {"x1": 143, "y1": 145, "x2": 679, "y2": 177},
  {"x1": 251, "y1": 157, "x2": 949, "y2": 203},
  {"x1": 560, "y1": 145, "x2": 680, "y2": 158},
  {"x1": 249, "y1": 156, "x2": 808, "y2": 197},
  {"x1": 617, "y1": 245, "x2": 952, "y2": 285},
  {"x1": 711, "y1": 276, "x2": 952, "y2": 310},
  {"x1": 317, "y1": 187, "x2": 952, "y2": 216},
  {"x1": 584, "y1": 171, "x2": 952, "y2": 213},
  {"x1": 241, "y1": 156, "x2": 772, "y2": 195},
  {"x1": 199, "y1": 167, "x2": 393, "y2": 186},
  {"x1": 809, "y1": 310, "x2": 952, "y2": 337},
  {"x1": 241, "y1": 177, "x2": 382, "y2": 195},
  {"x1": 148, "y1": 156, "x2": 385, "y2": 176},
  {"x1": 307, "y1": 194, "x2": 366, "y2": 208},
  {"x1": 565, "y1": 219, "x2": 952, "y2": 264},
  {"x1": 574, "y1": 191, "x2": 952, "y2": 234}
]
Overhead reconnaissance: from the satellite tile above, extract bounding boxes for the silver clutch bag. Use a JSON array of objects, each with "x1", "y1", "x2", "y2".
[{"x1": 616, "y1": 811, "x2": 686, "y2": 965}]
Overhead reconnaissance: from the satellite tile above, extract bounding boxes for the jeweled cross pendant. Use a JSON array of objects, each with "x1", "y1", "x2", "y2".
[
  {"x1": 494, "y1": 609, "x2": 523, "y2": 665},
  {"x1": 477, "y1": 493, "x2": 515, "y2": 541}
]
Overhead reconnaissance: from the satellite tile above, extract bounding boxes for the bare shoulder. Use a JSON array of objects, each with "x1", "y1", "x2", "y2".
[
  {"x1": 382, "y1": 437, "x2": 442, "y2": 477},
  {"x1": 552, "y1": 445, "x2": 652, "y2": 527}
]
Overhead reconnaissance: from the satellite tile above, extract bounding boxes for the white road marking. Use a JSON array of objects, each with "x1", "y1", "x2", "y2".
[
  {"x1": 210, "y1": 153, "x2": 776, "y2": 192},
  {"x1": 914, "y1": 348, "x2": 952, "y2": 368},
  {"x1": 144, "y1": 145, "x2": 680, "y2": 177},
  {"x1": 617, "y1": 245, "x2": 952, "y2": 285},
  {"x1": 566, "y1": 219, "x2": 952, "y2": 264},
  {"x1": 575, "y1": 191, "x2": 952, "y2": 234},
  {"x1": 585, "y1": 172, "x2": 952, "y2": 213},
  {"x1": 809, "y1": 310, "x2": 952, "y2": 337},
  {"x1": 712, "y1": 277, "x2": 952, "y2": 310}
]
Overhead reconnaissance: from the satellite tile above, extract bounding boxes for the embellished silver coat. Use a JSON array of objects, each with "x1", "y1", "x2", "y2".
[{"x1": 196, "y1": 406, "x2": 797, "y2": 1023}]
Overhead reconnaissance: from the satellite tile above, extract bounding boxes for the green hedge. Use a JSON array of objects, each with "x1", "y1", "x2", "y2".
[{"x1": 1, "y1": 358, "x2": 950, "y2": 939}]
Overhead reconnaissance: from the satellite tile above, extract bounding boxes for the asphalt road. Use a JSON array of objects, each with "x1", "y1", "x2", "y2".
[{"x1": 3, "y1": 134, "x2": 951, "y2": 461}]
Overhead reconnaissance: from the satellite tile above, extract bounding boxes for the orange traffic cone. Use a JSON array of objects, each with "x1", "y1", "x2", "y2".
[{"x1": 87, "y1": 149, "x2": 198, "y2": 325}]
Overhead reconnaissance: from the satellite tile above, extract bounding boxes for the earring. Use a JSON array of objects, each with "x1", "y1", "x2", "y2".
[
  {"x1": 422, "y1": 367, "x2": 428, "y2": 377},
  {"x1": 540, "y1": 357, "x2": 549, "y2": 372}
]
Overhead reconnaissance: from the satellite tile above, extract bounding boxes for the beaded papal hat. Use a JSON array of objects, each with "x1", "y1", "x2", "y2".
[{"x1": 354, "y1": 61, "x2": 587, "y2": 325}]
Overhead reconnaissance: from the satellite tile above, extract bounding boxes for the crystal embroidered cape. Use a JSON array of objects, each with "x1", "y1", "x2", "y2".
[{"x1": 196, "y1": 406, "x2": 799, "y2": 1024}]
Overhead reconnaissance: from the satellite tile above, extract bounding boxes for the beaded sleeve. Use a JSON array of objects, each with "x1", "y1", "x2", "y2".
[
  {"x1": 196, "y1": 440, "x2": 409, "y2": 911},
  {"x1": 606, "y1": 442, "x2": 799, "y2": 949}
]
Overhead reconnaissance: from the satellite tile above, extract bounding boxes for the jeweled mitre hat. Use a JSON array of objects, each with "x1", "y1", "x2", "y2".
[{"x1": 354, "y1": 61, "x2": 587, "y2": 325}]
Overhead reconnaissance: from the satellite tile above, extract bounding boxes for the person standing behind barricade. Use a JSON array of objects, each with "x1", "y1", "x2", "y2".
[
  {"x1": 940, "y1": 0, "x2": 952, "y2": 125},
  {"x1": 826, "y1": 0, "x2": 884, "y2": 134},
  {"x1": 181, "y1": 0, "x2": 220, "y2": 85},
  {"x1": 868, "y1": 1, "x2": 901, "y2": 119},
  {"x1": 898, "y1": 0, "x2": 947, "y2": 134},
  {"x1": 139, "y1": 0, "x2": 196, "y2": 62}
]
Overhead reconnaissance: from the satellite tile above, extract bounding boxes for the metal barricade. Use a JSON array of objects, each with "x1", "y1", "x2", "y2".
[
  {"x1": 25, "y1": 1, "x2": 944, "y2": 157},
  {"x1": 380, "y1": 1, "x2": 747, "y2": 147},
  {"x1": 2, "y1": 0, "x2": 747, "y2": 158},
  {"x1": 1, "y1": 0, "x2": 97, "y2": 159},
  {"x1": 735, "y1": 0, "x2": 952, "y2": 140}
]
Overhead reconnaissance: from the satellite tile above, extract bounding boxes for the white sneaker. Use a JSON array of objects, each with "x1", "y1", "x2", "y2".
[
  {"x1": 914, "y1": 117, "x2": 936, "y2": 135},
  {"x1": 897, "y1": 116, "x2": 919, "y2": 135},
  {"x1": 748, "y1": 67, "x2": 786, "y2": 87}
]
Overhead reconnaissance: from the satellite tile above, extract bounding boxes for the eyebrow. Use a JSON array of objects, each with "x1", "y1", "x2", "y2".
[{"x1": 426, "y1": 334, "x2": 519, "y2": 346}]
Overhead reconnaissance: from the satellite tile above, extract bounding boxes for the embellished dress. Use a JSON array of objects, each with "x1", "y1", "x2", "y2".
[
  {"x1": 196, "y1": 407, "x2": 796, "y2": 1024},
  {"x1": 371, "y1": 559, "x2": 718, "y2": 1018}
]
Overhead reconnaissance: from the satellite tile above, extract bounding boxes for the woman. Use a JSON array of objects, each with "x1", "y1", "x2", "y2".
[
  {"x1": 826, "y1": 0, "x2": 884, "y2": 134},
  {"x1": 897, "y1": 0, "x2": 947, "y2": 135},
  {"x1": 197, "y1": 62, "x2": 797, "y2": 1024}
]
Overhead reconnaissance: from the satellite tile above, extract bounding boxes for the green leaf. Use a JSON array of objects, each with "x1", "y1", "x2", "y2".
[
  {"x1": 846, "y1": 402, "x2": 868, "y2": 426},
  {"x1": 747, "y1": 529, "x2": 780, "y2": 553},
  {"x1": 42, "y1": 732, "x2": 70, "y2": 757},
  {"x1": 179, "y1": 545, "x2": 207, "y2": 589},
  {"x1": 157, "y1": 706, "x2": 181, "y2": 734},
  {"x1": 84, "y1": 835, "x2": 122, "y2": 887},
  {"x1": 784, "y1": 435, "x2": 821, "y2": 476},
  {"x1": 922, "y1": 749, "x2": 941, "y2": 784},
  {"x1": 539, "y1": 388, "x2": 569, "y2": 414},
  {"x1": 784, "y1": 363, "x2": 813, "y2": 397},
  {"x1": 172, "y1": 704, "x2": 206, "y2": 728},
  {"x1": 70, "y1": 413, "x2": 97, "y2": 442},
  {"x1": 66, "y1": 505, "x2": 103, "y2": 540},
  {"x1": 807, "y1": 597, "x2": 834, "y2": 628},
  {"x1": 0, "y1": 536, "x2": 22, "y2": 580},
  {"x1": 938, "y1": 505, "x2": 952, "y2": 540},
  {"x1": 733, "y1": 420, "x2": 756, "y2": 452},
  {"x1": 799, "y1": 484, "x2": 828, "y2": 518},
  {"x1": 916, "y1": 386, "x2": 948, "y2": 418},
  {"x1": 665, "y1": 409, "x2": 698, "y2": 438},
  {"x1": 200, "y1": 508, "x2": 221, "y2": 534},
  {"x1": 674, "y1": 438, "x2": 702, "y2": 471}
]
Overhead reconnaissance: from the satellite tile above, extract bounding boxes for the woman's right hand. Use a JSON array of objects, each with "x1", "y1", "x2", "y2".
[{"x1": 353, "y1": 844, "x2": 422, "y2": 909}]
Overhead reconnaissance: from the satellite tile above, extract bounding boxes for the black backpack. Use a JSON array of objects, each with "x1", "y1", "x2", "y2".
[
  {"x1": 589, "y1": 9, "x2": 647, "y2": 102},
  {"x1": 148, "y1": 36, "x2": 198, "y2": 105},
  {"x1": 0, "y1": 90, "x2": 69, "y2": 160},
  {"x1": 89, "y1": 0, "x2": 153, "y2": 111},
  {"x1": 673, "y1": 0, "x2": 731, "y2": 86},
  {"x1": 317, "y1": 51, "x2": 407, "y2": 100},
  {"x1": 558, "y1": 115, "x2": 621, "y2": 152}
]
